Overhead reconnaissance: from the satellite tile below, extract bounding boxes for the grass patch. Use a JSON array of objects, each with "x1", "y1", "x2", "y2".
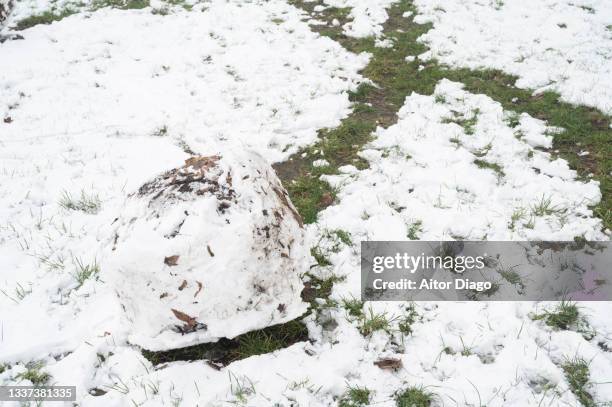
[
  {"x1": 562, "y1": 357, "x2": 595, "y2": 407},
  {"x1": 531, "y1": 195, "x2": 564, "y2": 217},
  {"x1": 14, "y1": 0, "x2": 161, "y2": 30},
  {"x1": 443, "y1": 109, "x2": 479, "y2": 135},
  {"x1": 287, "y1": 177, "x2": 336, "y2": 224},
  {"x1": 318, "y1": 229, "x2": 353, "y2": 254},
  {"x1": 281, "y1": 117, "x2": 375, "y2": 223},
  {"x1": 395, "y1": 386, "x2": 433, "y2": 407},
  {"x1": 358, "y1": 307, "x2": 392, "y2": 336},
  {"x1": 331, "y1": 229, "x2": 352, "y2": 246},
  {"x1": 142, "y1": 319, "x2": 308, "y2": 365},
  {"x1": 311, "y1": 246, "x2": 332, "y2": 267},
  {"x1": 509, "y1": 207, "x2": 527, "y2": 230},
  {"x1": 15, "y1": 8, "x2": 78, "y2": 30},
  {"x1": 91, "y1": 0, "x2": 149, "y2": 10},
  {"x1": 341, "y1": 296, "x2": 364, "y2": 319},
  {"x1": 533, "y1": 300, "x2": 580, "y2": 330},
  {"x1": 302, "y1": 273, "x2": 345, "y2": 307},
  {"x1": 59, "y1": 190, "x2": 101, "y2": 214},
  {"x1": 230, "y1": 320, "x2": 307, "y2": 360},
  {"x1": 15, "y1": 0, "x2": 150, "y2": 29},
  {"x1": 407, "y1": 220, "x2": 423, "y2": 240},
  {"x1": 398, "y1": 303, "x2": 419, "y2": 335},
  {"x1": 16, "y1": 362, "x2": 50, "y2": 386},
  {"x1": 73, "y1": 258, "x2": 100, "y2": 287},
  {"x1": 473, "y1": 159, "x2": 505, "y2": 177},
  {"x1": 339, "y1": 385, "x2": 371, "y2": 407}
]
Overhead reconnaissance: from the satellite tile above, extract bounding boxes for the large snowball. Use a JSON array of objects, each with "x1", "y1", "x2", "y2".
[{"x1": 107, "y1": 151, "x2": 309, "y2": 351}]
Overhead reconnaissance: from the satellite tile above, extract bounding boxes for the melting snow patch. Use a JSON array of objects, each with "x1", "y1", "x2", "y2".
[
  {"x1": 414, "y1": 0, "x2": 612, "y2": 113},
  {"x1": 0, "y1": 1, "x2": 367, "y2": 163},
  {"x1": 317, "y1": 79, "x2": 604, "y2": 241},
  {"x1": 322, "y1": 0, "x2": 398, "y2": 38}
]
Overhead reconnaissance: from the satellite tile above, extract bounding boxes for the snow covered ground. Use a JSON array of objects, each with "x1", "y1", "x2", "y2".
[
  {"x1": 0, "y1": 0, "x2": 611, "y2": 406},
  {"x1": 414, "y1": 0, "x2": 612, "y2": 114},
  {"x1": 318, "y1": 79, "x2": 604, "y2": 242}
]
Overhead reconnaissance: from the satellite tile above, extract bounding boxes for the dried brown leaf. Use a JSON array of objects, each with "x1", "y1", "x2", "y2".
[
  {"x1": 374, "y1": 357, "x2": 402, "y2": 370},
  {"x1": 171, "y1": 308, "x2": 197, "y2": 330},
  {"x1": 164, "y1": 255, "x2": 180, "y2": 266}
]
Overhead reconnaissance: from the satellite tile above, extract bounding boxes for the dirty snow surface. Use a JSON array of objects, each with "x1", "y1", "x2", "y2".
[{"x1": 1, "y1": 0, "x2": 611, "y2": 406}]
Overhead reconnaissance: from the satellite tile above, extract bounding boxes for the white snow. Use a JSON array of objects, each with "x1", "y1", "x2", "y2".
[
  {"x1": 1, "y1": 0, "x2": 611, "y2": 406},
  {"x1": 0, "y1": 0, "x2": 365, "y2": 399},
  {"x1": 0, "y1": 2, "x2": 367, "y2": 163},
  {"x1": 312, "y1": 158, "x2": 330, "y2": 167},
  {"x1": 322, "y1": 0, "x2": 398, "y2": 38},
  {"x1": 413, "y1": 0, "x2": 612, "y2": 114},
  {"x1": 318, "y1": 80, "x2": 604, "y2": 242}
]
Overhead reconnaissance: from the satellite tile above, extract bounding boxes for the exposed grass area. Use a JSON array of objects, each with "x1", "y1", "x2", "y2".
[
  {"x1": 531, "y1": 195, "x2": 564, "y2": 217},
  {"x1": 310, "y1": 229, "x2": 353, "y2": 268},
  {"x1": 395, "y1": 386, "x2": 433, "y2": 407},
  {"x1": 73, "y1": 258, "x2": 100, "y2": 287},
  {"x1": 288, "y1": 176, "x2": 337, "y2": 225},
  {"x1": 357, "y1": 307, "x2": 392, "y2": 336},
  {"x1": 16, "y1": 362, "x2": 50, "y2": 386},
  {"x1": 302, "y1": 273, "x2": 345, "y2": 306},
  {"x1": 533, "y1": 300, "x2": 580, "y2": 330},
  {"x1": 330, "y1": 229, "x2": 352, "y2": 246},
  {"x1": 398, "y1": 303, "x2": 419, "y2": 335},
  {"x1": 229, "y1": 320, "x2": 307, "y2": 360},
  {"x1": 14, "y1": 0, "x2": 193, "y2": 29},
  {"x1": 280, "y1": 0, "x2": 610, "y2": 231},
  {"x1": 142, "y1": 319, "x2": 308, "y2": 365},
  {"x1": 341, "y1": 296, "x2": 364, "y2": 319},
  {"x1": 14, "y1": 0, "x2": 150, "y2": 30},
  {"x1": 339, "y1": 385, "x2": 371, "y2": 407},
  {"x1": 407, "y1": 220, "x2": 423, "y2": 240},
  {"x1": 311, "y1": 246, "x2": 332, "y2": 267},
  {"x1": 473, "y1": 159, "x2": 505, "y2": 177},
  {"x1": 91, "y1": 0, "x2": 149, "y2": 10},
  {"x1": 15, "y1": 8, "x2": 79, "y2": 30},
  {"x1": 562, "y1": 357, "x2": 595, "y2": 407}
]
